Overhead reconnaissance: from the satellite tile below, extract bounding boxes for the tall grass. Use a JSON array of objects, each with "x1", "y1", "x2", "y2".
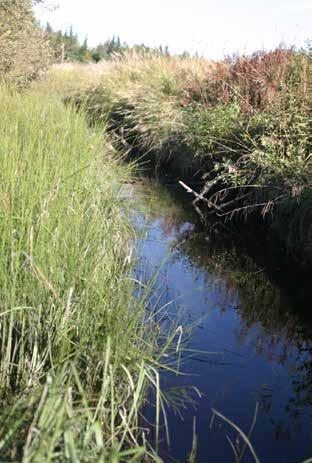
[{"x1": 0, "y1": 85, "x2": 174, "y2": 461}]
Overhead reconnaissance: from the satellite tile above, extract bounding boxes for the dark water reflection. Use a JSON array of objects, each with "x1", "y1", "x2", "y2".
[{"x1": 130, "y1": 179, "x2": 312, "y2": 463}]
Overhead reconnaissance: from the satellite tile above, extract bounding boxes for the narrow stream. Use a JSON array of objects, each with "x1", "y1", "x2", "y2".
[{"x1": 130, "y1": 179, "x2": 312, "y2": 463}]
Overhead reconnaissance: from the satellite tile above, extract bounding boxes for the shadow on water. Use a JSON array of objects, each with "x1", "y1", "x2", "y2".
[{"x1": 129, "y1": 178, "x2": 312, "y2": 463}]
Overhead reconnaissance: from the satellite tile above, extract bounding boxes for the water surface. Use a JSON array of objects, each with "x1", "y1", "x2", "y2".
[{"x1": 131, "y1": 179, "x2": 312, "y2": 463}]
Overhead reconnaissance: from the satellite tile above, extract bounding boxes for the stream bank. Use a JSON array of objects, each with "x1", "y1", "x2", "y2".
[{"x1": 67, "y1": 49, "x2": 311, "y2": 267}]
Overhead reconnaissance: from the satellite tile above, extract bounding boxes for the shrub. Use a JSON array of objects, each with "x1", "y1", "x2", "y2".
[{"x1": 0, "y1": 0, "x2": 51, "y2": 87}]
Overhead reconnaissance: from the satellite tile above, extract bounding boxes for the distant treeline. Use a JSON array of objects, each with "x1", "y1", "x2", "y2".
[{"x1": 45, "y1": 23, "x2": 173, "y2": 63}]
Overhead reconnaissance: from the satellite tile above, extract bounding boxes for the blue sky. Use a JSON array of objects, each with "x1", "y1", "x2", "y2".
[{"x1": 35, "y1": 0, "x2": 311, "y2": 59}]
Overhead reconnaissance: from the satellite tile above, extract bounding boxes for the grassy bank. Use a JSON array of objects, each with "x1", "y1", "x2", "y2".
[
  {"x1": 55, "y1": 48, "x2": 312, "y2": 265},
  {"x1": 0, "y1": 85, "x2": 175, "y2": 462}
]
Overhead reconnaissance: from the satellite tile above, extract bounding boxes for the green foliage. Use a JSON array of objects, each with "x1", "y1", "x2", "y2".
[
  {"x1": 210, "y1": 83, "x2": 312, "y2": 218},
  {"x1": 183, "y1": 101, "x2": 245, "y2": 159}
]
